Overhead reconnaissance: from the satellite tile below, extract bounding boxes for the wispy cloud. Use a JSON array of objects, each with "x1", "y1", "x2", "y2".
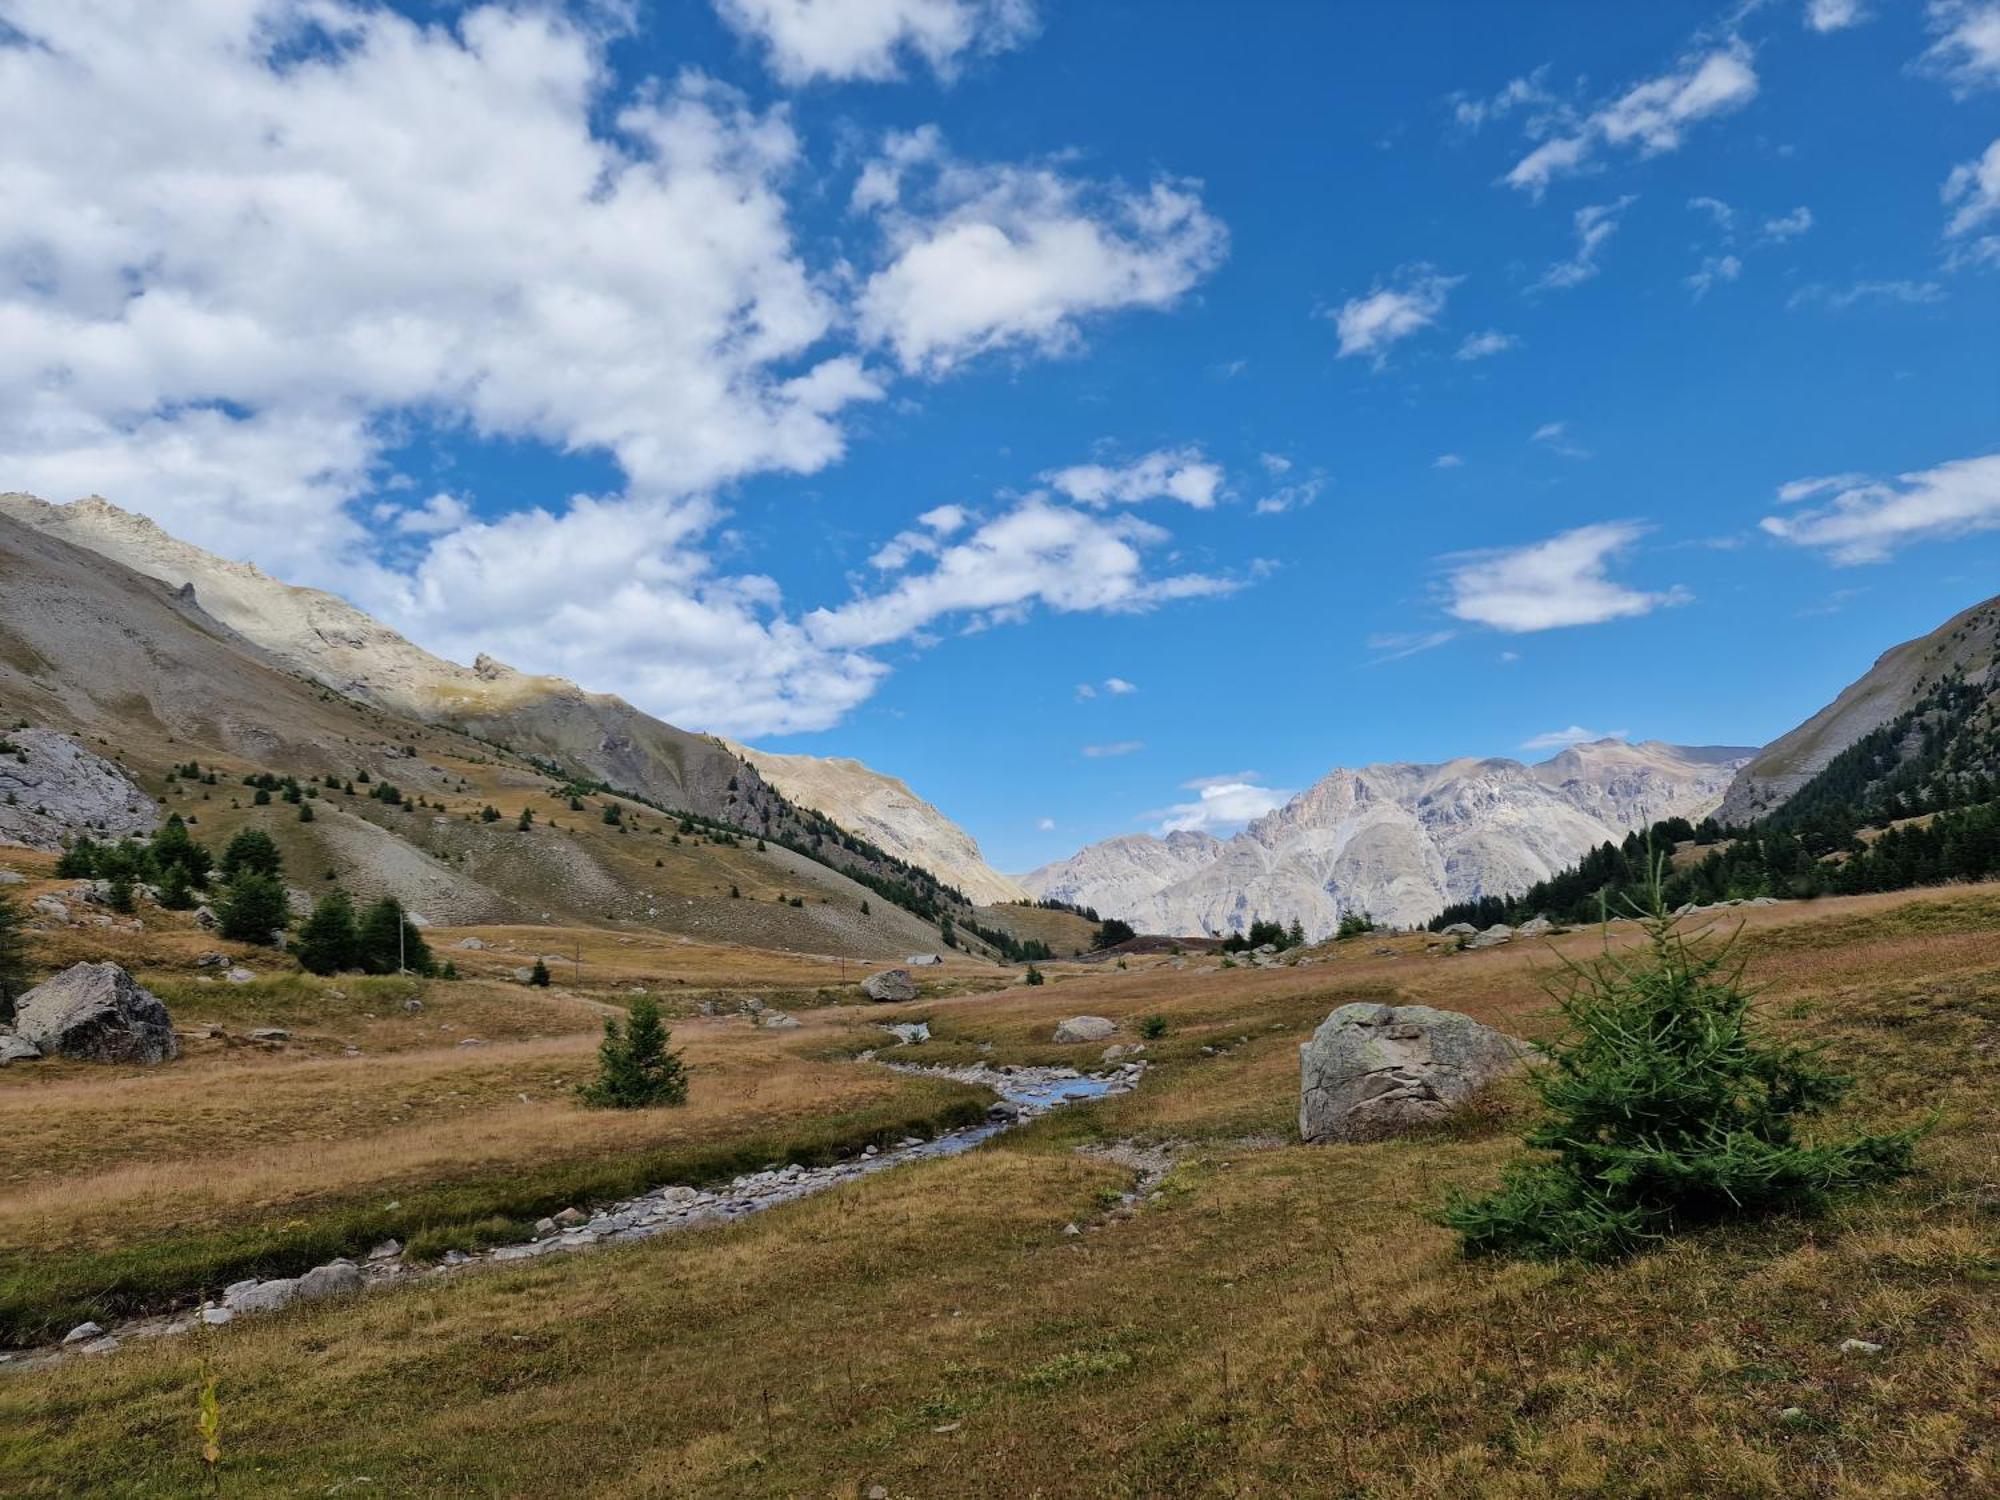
[
  {"x1": 1367, "y1": 629, "x2": 1459, "y2": 664},
  {"x1": 1761, "y1": 453, "x2": 2000, "y2": 562},
  {"x1": 1532, "y1": 420, "x2": 1591, "y2": 459},
  {"x1": 1455, "y1": 329, "x2": 1518, "y2": 360},
  {"x1": 1788, "y1": 279, "x2": 1945, "y2": 310},
  {"x1": 1534, "y1": 197, "x2": 1636, "y2": 291},
  {"x1": 1522, "y1": 725, "x2": 1629, "y2": 751},
  {"x1": 1044, "y1": 447, "x2": 1224, "y2": 509},
  {"x1": 1329, "y1": 266, "x2": 1461, "y2": 363},
  {"x1": 1918, "y1": 1, "x2": 2000, "y2": 96},
  {"x1": 1082, "y1": 740, "x2": 1145, "y2": 758}
]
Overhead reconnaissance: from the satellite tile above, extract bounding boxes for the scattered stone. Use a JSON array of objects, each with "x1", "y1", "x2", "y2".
[
  {"x1": 905, "y1": 953, "x2": 943, "y2": 966},
  {"x1": 1053, "y1": 1015, "x2": 1116, "y2": 1044},
  {"x1": 193, "y1": 905, "x2": 219, "y2": 930},
  {"x1": 0, "y1": 1033, "x2": 43, "y2": 1065},
  {"x1": 200, "y1": 1306, "x2": 234, "y2": 1326},
  {"x1": 248, "y1": 1027, "x2": 290, "y2": 1042},
  {"x1": 868, "y1": 1487, "x2": 889, "y2": 1500},
  {"x1": 758, "y1": 1011, "x2": 801, "y2": 1030},
  {"x1": 62, "y1": 1322, "x2": 104, "y2": 1346},
  {"x1": 1299, "y1": 1002, "x2": 1531, "y2": 1144},
  {"x1": 1839, "y1": 1338, "x2": 1884, "y2": 1355},
  {"x1": 512, "y1": 967, "x2": 536, "y2": 983},
  {"x1": 1439, "y1": 922, "x2": 1477, "y2": 937},
  {"x1": 0, "y1": 868, "x2": 22, "y2": 884},
  {"x1": 13, "y1": 962, "x2": 179, "y2": 1064},
  {"x1": 1102, "y1": 1042, "x2": 1145, "y2": 1063},
  {"x1": 554, "y1": 1207, "x2": 587, "y2": 1228},
  {"x1": 224, "y1": 967, "x2": 255, "y2": 985},
  {"x1": 30, "y1": 895, "x2": 69, "y2": 921},
  {"x1": 194, "y1": 951, "x2": 227, "y2": 969},
  {"x1": 1516, "y1": 915, "x2": 1558, "y2": 938},
  {"x1": 741, "y1": 997, "x2": 765, "y2": 1015},
  {"x1": 534, "y1": 1217, "x2": 558, "y2": 1237},
  {"x1": 1465, "y1": 924, "x2": 1514, "y2": 950},
  {"x1": 297, "y1": 1261, "x2": 363, "y2": 1300},
  {"x1": 882, "y1": 1022, "x2": 930, "y2": 1046},
  {"x1": 80, "y1": 1336, "x2": 121, "y2": 1356},
  {"x1": 455, "y1": 936, "x2": 487, "y2": 950},
  {"x1": 1778, "y1": 1406, "x2": 1808, "y2": 1425},
  {"x1": 402, "y1": 998, "x2": 423, "y2": 1013},
  {"x1": 368, "y1": 1239, "x2": 402, "y2": 1261},
  {"x1": 1062, "y1": 1223, "x2": 1081, "y2": 1237},
  {"x1": 861, "y1": 968, "x2": 917, "y2": 1003}
]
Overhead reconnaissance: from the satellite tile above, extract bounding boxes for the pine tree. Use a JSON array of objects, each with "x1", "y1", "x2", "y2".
[
  {"x1": 578, "y1": 995, "x2": 688, "y2": 1109},
  {"x1": 298, "y1": 801, "x2": 315, "y2": 824},
  {"x1": 516, "y1": 808, "x2": 533, "y2": 830},
  {"x1": 104, "y1": 870, "x2": 135, "y2": 914},
  {"x1": 0, "y1": 888, "x2": 28, "y2": 1026},
  {"x1": 149, "y1": 814, "x2": 212, "y2": 887},
  {"x1": 219, "y1": 828, "x2": 283, "y2": 880},
  {"x1": 295, "y1": 889, "x2": 361, "y2": 975},
  {"x1": 55, "y1": 835, "x2": 98, "y2": 879},
  {"x1": 528, "y1": 959, "x2": 551, "y2": 987},
  {"x1": 218, "y1": 871, "x2": 289, "y2": 945},
  {"x1": 1440, "y1": 863, "x2": 1919, "y2": 1261},
  {"x1": 356, "y1": 896, "x2": 432, "y2": 975},
  {"x1": 157, "y1": 861, "x2": 196, "y2": 911}
]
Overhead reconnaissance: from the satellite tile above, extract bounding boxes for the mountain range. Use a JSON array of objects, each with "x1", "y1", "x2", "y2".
[{"x1": 1022, "y1": 740, "x2": 1753, "y2": 935}]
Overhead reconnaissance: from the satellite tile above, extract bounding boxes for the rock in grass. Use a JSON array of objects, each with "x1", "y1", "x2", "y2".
[
  {"x1": 224, "y1": 1278, "x2": 299, "y2": 1315},
  {"x1": 1839, "y1": 1338, "x2": 1884, "y2": 1355},
  {"x1": 1299, "y1": 1002, "x2": 1529, "y2": 1144},
  {"x1": 13, "y1": 962, "x2": 178, "y2": 1064},
  {"x1": 1052, "y1": 1015, "x2": 1116, "y2": 1044},
  {"x1": 861, "y1": 968, "x2": 917, "y2": 1002},
  {"x1": 297, "y1": 1260, "x2": 362, "y2": 1300},
  {"x1": 61, "y1": 1321, "x2": 104, "y2": 1346}
]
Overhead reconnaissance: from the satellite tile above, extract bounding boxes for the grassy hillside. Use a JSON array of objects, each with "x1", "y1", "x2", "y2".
[{"x1": 1, "y1": 885, "x2": 1990, "y2": 1495}]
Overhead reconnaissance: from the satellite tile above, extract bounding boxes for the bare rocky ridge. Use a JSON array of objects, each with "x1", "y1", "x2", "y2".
[
  {"x1": 1715, "y1": 594, "x2": 2000, "y2": 826},
  {"x1": 724, "y1": 741, "x2": 1025, "y2": 905},
  {"x1": 1023, "y1": 740, "x2": 1752, "y2": 936}
]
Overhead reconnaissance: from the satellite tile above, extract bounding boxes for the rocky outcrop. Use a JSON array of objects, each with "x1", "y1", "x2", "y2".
[
  {"x1": 0, "y1": 728, "x2": 157, "y2": 851},
  {"x1": 1299, "y1": 1003, "x2": 1527, "y2": 1143},
  {"x1": 1025, "y1": 740, "x2": 1753, "y2": 936},
  {"x1": 861, "y1": 968, "x2": 917, "y2": 1002},
  {"x1": 0, "y1": 1032, "x2": 43, "y2": 1064},
  {"x1": 13, "y1": 962, "x2": 178, "y2": 1063}
]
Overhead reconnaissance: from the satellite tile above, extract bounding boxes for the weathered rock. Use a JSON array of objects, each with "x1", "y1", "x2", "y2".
[
  {"x1": 62, "y1": 1321, "x2": 104, "y2": 1345},
  {"x1": 1465, "y1": 924, "x2": 1514, "y2": 950},
  {"x1": 248, "y1": 1027, "x2": 290, "y2": 1042},
  {"x1": 1516, "y1": 915, "x2": 1557, "y2": 938},
  {"x1": 905, "y1": 953, "x2": 943, "y2": 966},
  {"x1": 201, "y1": 1306, "x2": 234, "y2": 1326},
  {"x1": 861, "y1": 968, "x2": 917, "y2": 1003},
  {"x1": 455, "y1": 936, "x2": 487, "y2": 950},
  {"x1": 193, "y1": 905, "x2": 219, "y2": 930},
  {"x1": 0, "y1": 868, "x2": 23, "y2": 884},
  {"x1": 224, "y1": 1278, "x2": 299, "y2": 1315},
  {"x1": 1053, "y1": 1015, "x2": 1117, "y2": 1044},
  {"x1": 30, "y1": 895, "x2": 69, "y2": 921},
  {"x1": 1299, "y1": 1003, "x2": 1529, "y2": 1144},
  {"x1": 1102, "y1": 1042, "x2": 1145, "y2": 1063},
  {"x1": 0, "y1": 728, "x2": 158, "y2": 850},
  {"x1": 759, "y1": 1011, "x2": 802, "y2": 1030},
  {"x1": 297, "y1": 1260, "x2": 362, "y2": 1300},
  {"x1": 0, "y1": 1033, "x2": 42, "y2": 1064},
  {"x1": 1438, "y1": 922, "x2": 1477, "y2": 937},
  {"x1": 882, "y1": 1021, "x2": 930, "y2": 1046},
  {"x1": 368, "y1": 1239, "x2": 403, "y2": 1261},
  {"x1": 225, "y1": 966, "x2": 255, "y2": 984},
  {"x1": 194, "y1": 951, "x2": 227, "y2": 968},
  {"x1": 14, "y1": 962, "x2": 178, "y2": 1063}
]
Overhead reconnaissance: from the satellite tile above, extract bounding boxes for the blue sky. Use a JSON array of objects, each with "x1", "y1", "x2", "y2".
[{"x1": 2, "y1": 0, "x2": 1997, "y2": 873}]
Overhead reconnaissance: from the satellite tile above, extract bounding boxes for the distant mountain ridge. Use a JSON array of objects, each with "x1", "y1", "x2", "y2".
[
  {"x1": 1716, "y1": 593, "x2": 2000, "y2": 826},
  {"x1": 0, "y1": 492, "x2": 1015, "y2": 906},
  {"x1": 1023, "y1": 739, "x2": 1754, "y2": 935}
]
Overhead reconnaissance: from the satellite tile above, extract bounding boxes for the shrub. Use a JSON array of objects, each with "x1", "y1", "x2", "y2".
[
  {"x1": 1091, "y1": 918, "x2": 1136, "y2": 950},
  {"x1": 1138, "y1": 1014, "x2": 1169, "y2": 1040},
  {"x1": 1335, "y1": 911, "x2": 1375, "y2": 941},
  {"x1": 1440, "y1": 864, "x2": 1920, "y2": 1262},
  {"x1": 578, "y1": 995, "x2": 688, "y2": 1109},
  {"x1": 104, "y1": 872, "x2": 134, "y2": 914},
  {"x1": 1024, "y1": 965, "x2": 1045, "y2": 986},
  {"x1": 528, "y1": 959, "x2": 551, "y2": 987}
]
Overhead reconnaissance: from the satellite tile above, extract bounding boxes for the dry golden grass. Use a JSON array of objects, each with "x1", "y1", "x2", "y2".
[{"x1": 0, "y1": 882, "x2": 1993, "y2": 1496}]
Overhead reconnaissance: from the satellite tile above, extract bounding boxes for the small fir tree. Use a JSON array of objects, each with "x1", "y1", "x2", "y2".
[
  {"x1": 218, "y1": 871, "x2": 289, "y2": 945},
  {"x1": 219, "y1": 828, "x2": 283, "y2": 880},
  {"x1": 528, "y1": 959, "x2": 551, "y2": 987},
  {"x1": 294, "y1": 889, "x2": 361, "y2": 975},
  {"x1": 578, "y1": 995, "x2": 688, "y2": 1109},
  {"x1": 0, "y1": 888, "x2": 28, "y2": 1025},
  {"x1": 157, "y1": 861, "x2": 196, "y2": 911},
  {"x1": 357, "y1": 896, "x2": 433, "y2": 976},
  {"x1": 1440, "y1": 862, "x2": 1920, "y2": 1261}
]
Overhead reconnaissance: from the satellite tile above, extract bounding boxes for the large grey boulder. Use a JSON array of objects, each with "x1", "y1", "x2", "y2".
[
  {"x1": 1053, "y1": 1015, "x2": 1117, "y2": 1044},
  {"x1": 14, "y1": 962, "x2": 178, "y2": 1064},
  {"x1": 1299, "y1": 1003, "x2": 1528, "y2": 1144},
  {"x1": 297, "y1": 1260, "x2": 363, "y2": 1300},
  {"x1": 861, "y1": 968, "x2": 917, "y2": 1002}
]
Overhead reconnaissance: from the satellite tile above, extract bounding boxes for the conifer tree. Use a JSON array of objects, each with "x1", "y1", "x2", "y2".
[
  {"x1": 1441, "y1": 862, "x2": 1919, "y2": 1261},
  {"x1": 218, "y1": 871, "x2": 289, "y2": 945},
  {"x1": 219, "y1": 828, "x2": 283, "y2": 880},
  {"x1": 578, "y1": 995, "x2": 688, "y2": 1109},
  {"x1": 295, "y1": 889, "x2": 361, "y2": 975},
  {"x1": 528, "y1": 958, "x2": 551, "y2": 987},
  {"x1": 157, "y1": 861, "x2": 196, "y2": 911},
  {"x1": 0, "y1": 888, "x2": 28, "y2": 1025},
  {"x1": 357, "y1": 896, "x2": 432, "y2": 975}
]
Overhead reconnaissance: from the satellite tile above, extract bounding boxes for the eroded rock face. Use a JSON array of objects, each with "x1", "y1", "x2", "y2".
[
  {"x1": 0, "y1": 728, "x2": 158, "y2": 851},
  {"x1": 1299, "y1": 1003, "x2": 1526, "y2": 1144},
  {"x1": 13, "y1": 962, "x2": 178, "y2": 1064},
  {"x1": 861, "y1": 968, "x2": 917, "y2": 1003}
]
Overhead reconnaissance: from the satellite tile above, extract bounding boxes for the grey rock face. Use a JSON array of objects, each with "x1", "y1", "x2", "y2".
[
  {"x1": 1053, "y1": 1015, "x2": 1117, "y2": 1044},
  {"x1": 14, "y1": 962, "x2": 178, "y2": 1064},
  {"x1": 0, "y1": 728, "x2": 158, "y2": 850},
  {"x1": 1299, "y1": 1003, "x2": 1528, "y2": 1144},
  {"x1": 861, "y1": 968, "x2": 917, "y2": 1002}
]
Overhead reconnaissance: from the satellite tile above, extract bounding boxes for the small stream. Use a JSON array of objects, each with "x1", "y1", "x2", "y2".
[{"x1": 5, "y1": 1059, "x2": 1144, "y2": 1372}]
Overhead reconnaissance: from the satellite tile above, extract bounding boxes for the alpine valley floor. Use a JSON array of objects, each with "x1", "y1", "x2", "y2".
[{"x1": 0, "y1": 874, "x2": 1994, "y2": 1498}]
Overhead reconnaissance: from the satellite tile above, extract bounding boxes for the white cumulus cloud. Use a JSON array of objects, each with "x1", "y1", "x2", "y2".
[
  {"x1": 1044, "y1": 447, "x2": 1223, "y2": 509},
  {"x1": 1150, "y1": 773, "x2": 1290, "y2": 835},
  {"x1": 1806, "y1": 0, "x2": 1869, "y2": 32},
  {"x1": 713, "y1": 0, "x2": 1036, "y2": 84},
  {"x1": 1445, "y1": 523, "x2": 1690, "y2": 632},
  {"x1": 1330, "y1": 267, "x2": 1460, "y2": 363},
  {"x1": 1920, "y1": 2, "x2": 2000, "y2": 94}
]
